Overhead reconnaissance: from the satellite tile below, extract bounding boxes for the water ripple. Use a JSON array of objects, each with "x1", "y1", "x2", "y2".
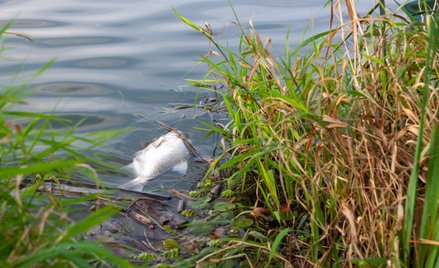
[
  {"x1": 37, "y1": 36, "x2": 128, "y2": 47},
  {"x1": 31, "y1": 81, "x2": 115, "y2": 95},
  {"x1": 66, "y1": 57, "x2": 135, "y2": 69},
  {"x1": 1, "y1": 19, "x2": 68, "y2": 28},
  {"x1": 0, "y1": 0, "x2": 377, "y2": 185}
]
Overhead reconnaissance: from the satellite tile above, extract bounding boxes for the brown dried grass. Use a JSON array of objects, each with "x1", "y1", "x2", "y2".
[{"x1": 181, "y1": 1, "x2": 438, "y2": 266}]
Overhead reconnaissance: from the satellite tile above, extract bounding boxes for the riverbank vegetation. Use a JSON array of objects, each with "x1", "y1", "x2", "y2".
[
  {"x1": 178, "y1": 0, "x2": 438, "y2": 266},
  {"x1": 1, "y1": 0, "x2": 438, "y2": 267},
  {"x1": 0, "y1": 23, "x2": 131, "y2": 267}
]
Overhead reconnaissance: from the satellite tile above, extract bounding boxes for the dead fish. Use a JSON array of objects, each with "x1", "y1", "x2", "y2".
[{"x1": 119, "y1": 131, "x2": 195, "y2": 191}]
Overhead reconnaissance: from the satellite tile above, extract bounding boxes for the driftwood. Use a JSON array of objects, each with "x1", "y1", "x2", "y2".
[
  {"x1": 34, "y1": 178, "x2": 186, "y2": 227},
  {"x1": 126, "y1": 198, "x2": 187, "y2": 228},
  {"x1": 166, "y1": 188, "x2": 196, "y2": 201},
  {"x1": 34, "y1": 177, "x2": 191, "y2": 259},
  {"x1": 209, "y1": 184, "x2": 222, "y2": 200},
  {"x1": 28, "y1": 177, "x2": 172, "y2": 201},
  {"x1": 177, "y1": 199, "x2": 185, "y2": 213},
  {"x1": 30, "y1": 177, "x2": 190, "y2": 230}
]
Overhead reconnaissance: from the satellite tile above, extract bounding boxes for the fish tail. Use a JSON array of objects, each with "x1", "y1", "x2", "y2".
[
  {"x1": 119, "y1": 177, "x2": 147, "y2": 191},
  {"x1": 121, "y1": 163, "x2": 135, "y2": 173}
]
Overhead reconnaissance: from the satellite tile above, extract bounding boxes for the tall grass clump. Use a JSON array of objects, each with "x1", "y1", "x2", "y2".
[
  {"x1": 0, "y1": 24, "x2": 131, "y2": 267},
  {"x1": 177, "y1": 0, "x2": 438, "y2": 266}
]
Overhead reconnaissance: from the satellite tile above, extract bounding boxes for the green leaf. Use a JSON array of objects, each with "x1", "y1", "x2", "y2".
[
  {"x1": 31, "y1": 58, "x2": 56, "y2": 80},
  {"x1": 290, "y1": 30, "x2": 332, "y2": 55},
  {"x1": 351, "y1": 258, "x2": 387, "y2": 266},
  {"x1": 173, "y1": 9, "x2": 203, "y2": 33},
  {"x1": 59, "y1": 206, "x2": 117, "y2": 243},
  {"x1": 0, "y1": 21, "x2": 13, "y2": 35},
  {"x1": 213, "y1": 201, "x2": 236, "y2": 212},
  {"x1": 232, "y1": 215, "x2": 253, "y2": 228},
  {"x1": 248, "y1": 230, "x2": 268, "y2": 242},
  {"x1": 0, "y1": 160, "x2": 79, "y2": 177},
  {"x1": 419, "y1": 124, "x2": 439, "y2": 265},
  {"x1": 403, "y1": 7, "x2": 439, "y2": 263},
  {"x1": 185, "y1": 220, "x2": 216, "y2": 235},
  {"x1": 265, "y1": 228, "x2": 290, "y2": 268},
  {"x1": 14, "y1": 241, "x2": 133, "y2": 268}
]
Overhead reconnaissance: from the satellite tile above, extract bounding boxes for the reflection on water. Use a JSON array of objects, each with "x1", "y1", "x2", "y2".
[{"x1": 0, "y1": 0, "x2": 373, "y2": 192}]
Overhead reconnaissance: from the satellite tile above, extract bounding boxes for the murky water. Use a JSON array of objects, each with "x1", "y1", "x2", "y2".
[{"x1": 0, "y1": 0, "x2": 374, "y2": 191}]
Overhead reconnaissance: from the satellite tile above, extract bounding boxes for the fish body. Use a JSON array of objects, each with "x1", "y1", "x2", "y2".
[{"x1": 120, "y1": 131, "x2": 193, "y2": 191}]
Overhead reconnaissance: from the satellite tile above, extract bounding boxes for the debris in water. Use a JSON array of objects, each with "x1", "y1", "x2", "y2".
[{"x1": 120, "y1": 130, "x2": 197, "y2": 191}]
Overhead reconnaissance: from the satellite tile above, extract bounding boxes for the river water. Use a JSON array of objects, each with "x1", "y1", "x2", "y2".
[{"x1": 0, "y1": 0, "x2": 375, "y2": 192}]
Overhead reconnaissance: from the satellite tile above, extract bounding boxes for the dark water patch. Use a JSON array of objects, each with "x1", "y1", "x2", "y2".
[
  {"x1": 62, "y1": 57, "x2": 137, "y2": 69},
  {"x1": 128, "y1": 89, "x2": 197, "y2": 104},
  {"x1": 49, "y1": 8, "x2": 85, "y2": 14},
  {"x1": 47, "y1": 113, "x2": 105, "y2": 129},
  {"x1": 21, "y1": 95, "x2": 126, "y2": 113},
  {"x1": 42, "y1": 113, "x2": 134, "y2": 135},
  {"x1": 49, "y1": 7, "x2": 115, "y2": 15},
  {"x1": 148, "y1": 69, "x2": 194, "y2": 80},
  {"x1": 31, "y1": 82, "x2": 117, "y2": 96}
]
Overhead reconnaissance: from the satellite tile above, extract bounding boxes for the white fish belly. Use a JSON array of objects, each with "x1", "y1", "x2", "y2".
[
  {"x1": 133, "y1": 133, "x2": 191, "y2": 180},
  {"x1": 119, "y1": 132, "x2": 193, "y2": 191}
]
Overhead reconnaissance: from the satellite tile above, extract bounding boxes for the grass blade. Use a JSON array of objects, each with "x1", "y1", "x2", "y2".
[
  {"x1": 58, "y1": 206, "x2": 117, "y2": 243},
  {"x1": 0, "y1": 160, "x2": 78, "y2": 177},
  {"x1": 419, "y1": 124, "x2": 439, "y2": 265},
  {"x1": 403, "y1": 7, "x2": 438, "y2": 263},
  {"x1": 265, "y1": 228, "x2": 290, "y2": 268}
]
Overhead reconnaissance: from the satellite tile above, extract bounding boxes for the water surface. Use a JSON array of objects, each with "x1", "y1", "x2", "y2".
[{"x1": 0, "y1": 0, "x2": 374, "y2": 191}]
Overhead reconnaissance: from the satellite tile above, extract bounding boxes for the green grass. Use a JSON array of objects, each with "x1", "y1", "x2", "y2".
[
  {"x1": 177, "y1": 1, "x2": 439, "y2": 266},
  {"x1": 0, "y1": 25, "x2": 132, "y2": 267},
  {"x1": 405, "y1": 6, "x2": 439, "y2": 267}
]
